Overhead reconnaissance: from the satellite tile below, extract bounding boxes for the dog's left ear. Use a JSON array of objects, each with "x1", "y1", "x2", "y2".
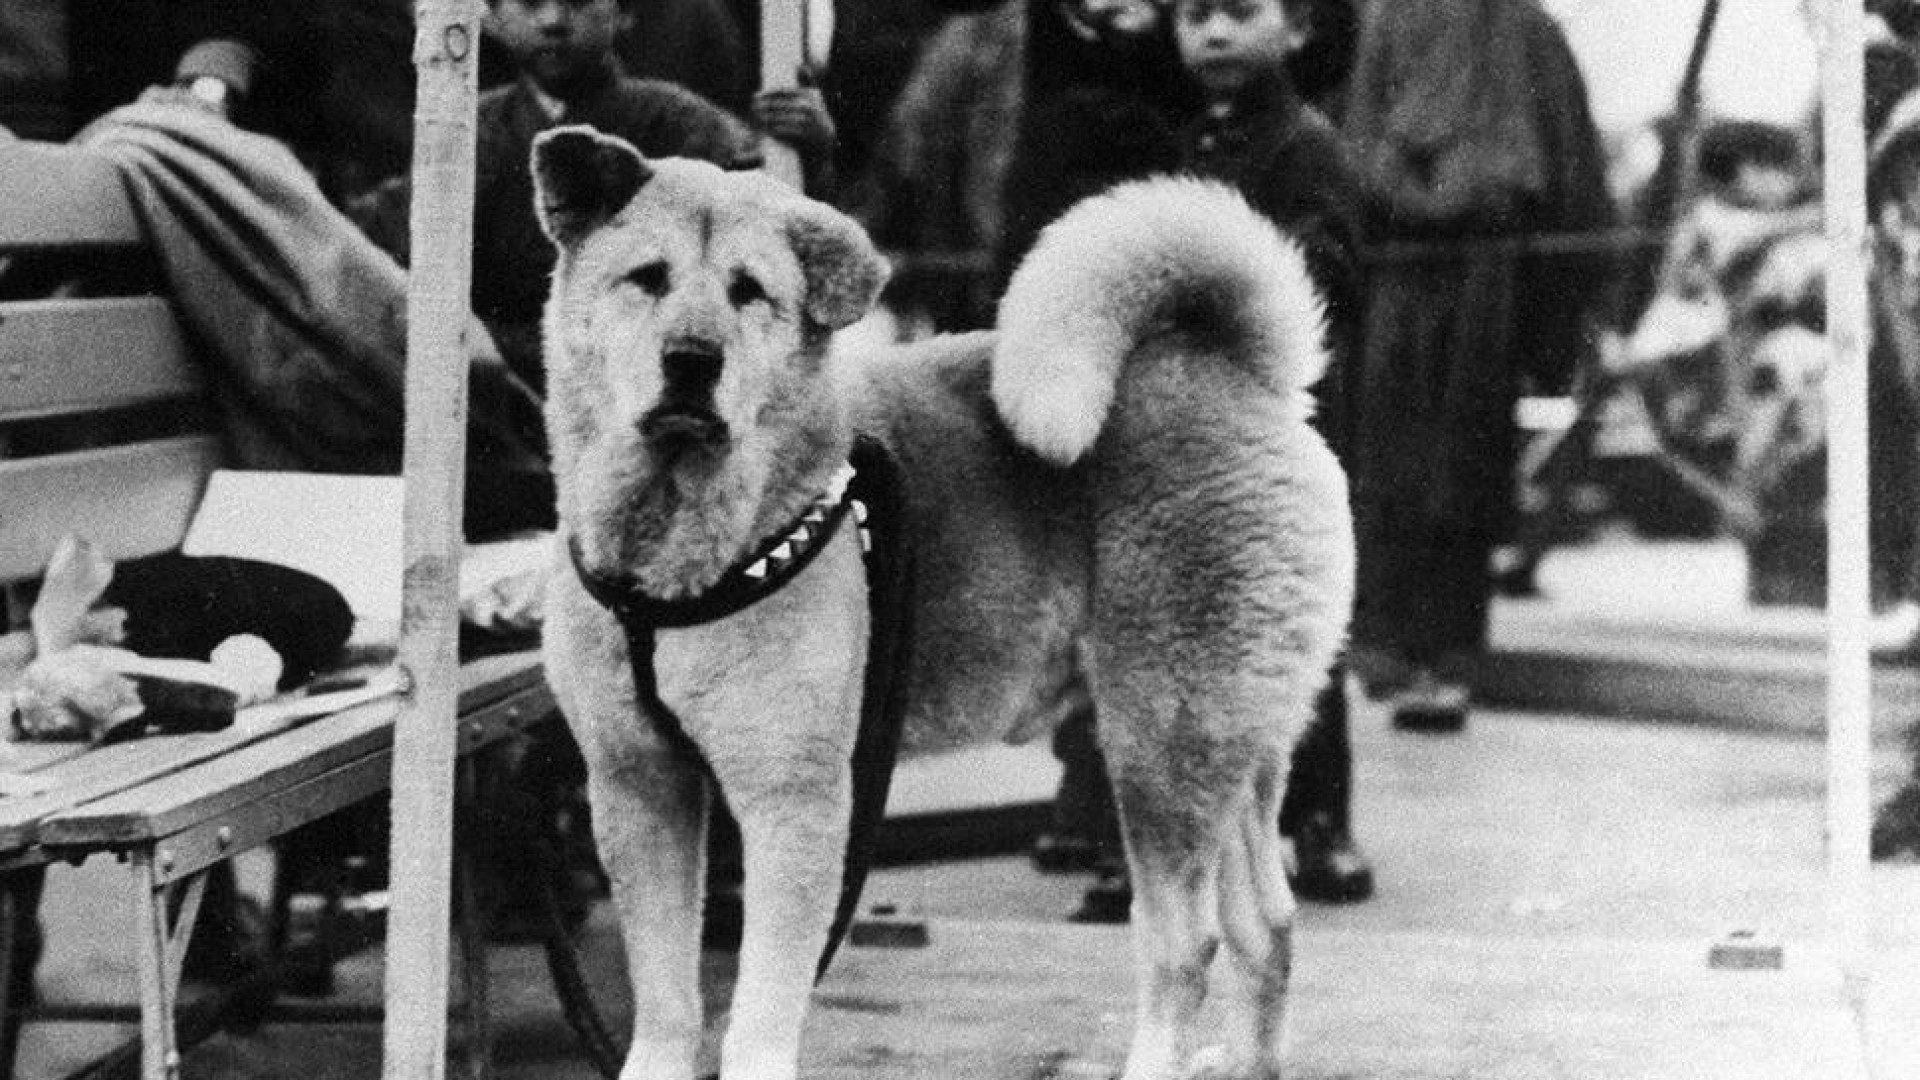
[
  {"x1": 786, "y1": 202, "x2": 889, "y2": 330},
  {"x1": 531, "y1": 126, "x2": 652, "y2": 250}
]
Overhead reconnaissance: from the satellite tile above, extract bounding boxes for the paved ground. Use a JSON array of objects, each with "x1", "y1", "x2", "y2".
[
  {"x1": 11, "y1": 538, "x2": 1920, "y2": 1078},
  {"x1": 14, "y1": 695, "x2": 1917, "y2": 1079}
]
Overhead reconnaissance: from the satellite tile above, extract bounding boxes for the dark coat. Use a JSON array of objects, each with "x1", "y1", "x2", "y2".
[
  {"x1": 1340, "y1": 0, "x2": 1613, "y2": 661},
  {"x1": 992, "y1": 0, "x2": 1200, "y2": 282}
]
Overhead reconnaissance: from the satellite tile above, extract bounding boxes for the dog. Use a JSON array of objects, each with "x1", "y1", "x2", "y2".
[{"x1": 533, "y1": 125, "x2": 1353, "y2": 1080}]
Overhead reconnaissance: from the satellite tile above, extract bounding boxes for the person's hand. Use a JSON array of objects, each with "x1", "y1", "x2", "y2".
[{"x1": 751, "y1": 86, "x2": 836, "y2": 159}]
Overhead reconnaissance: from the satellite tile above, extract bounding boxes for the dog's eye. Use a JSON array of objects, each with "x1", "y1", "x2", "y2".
[
  {"x1": 728, "y1": 271, "x2": 768, "y2": 307},
  {"x1": 626, "y1": 261, "x2": 670, "y2": 297}
]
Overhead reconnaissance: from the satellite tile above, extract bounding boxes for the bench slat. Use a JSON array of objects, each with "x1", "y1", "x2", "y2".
[
  {"x1": 0, "y1": 298, "x2": 198, "y2": 417},
  {"x1": 0, "y1": 435, "x2": 219, "y2": 583},
  {"x1": 37, "y1": 654, "x2": 550, "y2": 850},
  {"x1": 0, "y1": 724, "x2": 276, "y2": 852},
  {"x1": 0, "y1": 141, "x2": 139, "y2": 249},
  {"x1": 36, "y1": 696, "x2": 406, "y2": 851}
]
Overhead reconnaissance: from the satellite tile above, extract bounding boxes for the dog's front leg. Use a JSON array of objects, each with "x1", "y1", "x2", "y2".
[
  {"x1": 714, "y1": 761, "x2": 851, "y2": 1080},
  {"x1": 588, "y1": 747, "x2": 711, "y2": 1080}
]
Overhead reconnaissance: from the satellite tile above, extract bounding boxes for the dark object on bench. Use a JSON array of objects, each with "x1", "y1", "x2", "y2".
[{"x1": 106, "y1": 552, "x2": 355, "y2": 690}]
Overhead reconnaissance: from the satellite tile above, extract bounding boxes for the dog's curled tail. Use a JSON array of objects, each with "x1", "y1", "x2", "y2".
[{"x1": 991, "y1": 176, "x2": 1330, "y2": 466}]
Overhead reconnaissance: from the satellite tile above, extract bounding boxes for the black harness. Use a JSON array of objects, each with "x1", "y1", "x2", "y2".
[{"x1": 569, "y1": 434, "x2": 913, "y2": 978}]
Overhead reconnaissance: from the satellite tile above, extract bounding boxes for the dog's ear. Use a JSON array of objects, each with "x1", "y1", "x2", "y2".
[
  {"x1": 786, "y1": 202, "x2": 889, "y2": 330},
  {"x1": 531, "y1": 126, "x2": 652, "y2": 249}
]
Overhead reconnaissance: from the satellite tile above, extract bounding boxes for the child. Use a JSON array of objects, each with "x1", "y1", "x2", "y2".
[{"x1": 1174, "y1": 0, "x2": 1374, "y2": 902}]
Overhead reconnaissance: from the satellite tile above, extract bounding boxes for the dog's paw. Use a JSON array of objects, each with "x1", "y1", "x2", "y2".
[{"x1": 1183, "y1": 1046, "x2": 1281, "y2": 1080}]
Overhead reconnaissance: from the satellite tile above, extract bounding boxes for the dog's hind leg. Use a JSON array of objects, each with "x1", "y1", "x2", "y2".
[
  {"x1": 1213, "y1": 758, "x2": 1297, "y2": 1080},
  {"x1": 1109, "y1": 771, "x2": 1225, "y2": 1080},
  {"x1": 1095, "y1": 676, "x2": 1241, "y2": 1080},
  {"x1": 587, "y1": 749, "x2": 711, "y2": 1080}
]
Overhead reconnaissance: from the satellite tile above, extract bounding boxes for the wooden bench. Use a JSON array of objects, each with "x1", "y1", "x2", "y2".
[{"x1": 0, "y1": 134, "x2": 561, "y2": 1079}]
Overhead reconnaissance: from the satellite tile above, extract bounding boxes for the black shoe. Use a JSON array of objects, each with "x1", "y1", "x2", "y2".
[
  {"x1": 1492, "y1": 564, "x2": 1543, "y2": 598},
  {"x1": 1872, "y1": 782, "x2": 1920, "y2": 860},
  {"x1": 1030, "y1": 830, "x2": 1106, "y2": 874},
  {"x1": 1286, "y1": 813, "x2": 1374, "y2": 904},
  {"x1": 1069, "y1": 859, "x2": 1132, "y2": 924},
  {"x1": 1391, "y1": 671, "x2": 1468, "y2": 733}
]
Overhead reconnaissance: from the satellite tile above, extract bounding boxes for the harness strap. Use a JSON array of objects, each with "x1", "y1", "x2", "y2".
[{"x1": 572, "y1": 434, "x2": 913, "y2": 980}]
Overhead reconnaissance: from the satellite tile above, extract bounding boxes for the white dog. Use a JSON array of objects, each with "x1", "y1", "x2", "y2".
[{"x1": 533, "y1": 125, "x2": 1352, "y2": 1080}]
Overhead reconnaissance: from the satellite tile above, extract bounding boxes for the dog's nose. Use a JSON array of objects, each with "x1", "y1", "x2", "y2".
[{"x1": 662, "y1": 339, "x2": 724, "y2": 389}]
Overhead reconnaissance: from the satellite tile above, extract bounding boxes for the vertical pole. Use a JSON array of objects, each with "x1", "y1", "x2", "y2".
[
  {"x1": 384, "y1": 3, "x2": 480, "y2": 1079},
  {"x1": 760, "y1": 0, "x2": 806, "y2": 188},
  {"x1": 1819, "y1": 0, "x2": 1871, "y2": 1012}
]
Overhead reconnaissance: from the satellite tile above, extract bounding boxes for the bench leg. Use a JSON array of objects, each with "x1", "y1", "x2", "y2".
[
  {"x1": 130, "y1": 852, "x2": 209, "y2": 1080},
  {"x1": 0, "y1": 868, "x2": 45, "y2": 1080}
]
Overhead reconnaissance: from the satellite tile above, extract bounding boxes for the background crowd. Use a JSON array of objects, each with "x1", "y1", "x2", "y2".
[{"x1": 7, "y1": 0, "x2": 1920, "y2": 958}]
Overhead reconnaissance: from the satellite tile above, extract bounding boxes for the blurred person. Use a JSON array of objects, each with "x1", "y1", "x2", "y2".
[
  {"x1": 857, "y1": 1, "x2": 1025, "y2": 333},
  {"x1": 987, "y1": 0, "x2": 1201, "y2": 282},
  {"x1": 67, "y1": 0, "x2": 418, "y2": 206},
  {"x1": 1340, "y1": 0, "x2": 1613, "y2": 731}
]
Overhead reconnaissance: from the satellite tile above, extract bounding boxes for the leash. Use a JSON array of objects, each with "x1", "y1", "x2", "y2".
[{"x1": 569, "y1": 434, "x2": 913, "y2": 979}]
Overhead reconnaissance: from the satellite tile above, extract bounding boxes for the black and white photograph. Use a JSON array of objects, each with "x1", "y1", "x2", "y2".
[{"x1": 1, "y1": 0, "x2": 1916, "y2": 1077}]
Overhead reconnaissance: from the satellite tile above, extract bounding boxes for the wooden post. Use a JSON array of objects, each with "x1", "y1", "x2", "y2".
[
  {"x1": 760, "y1": 0, "x2": 806, "y2": 188},
  {"x1": 384, "y1": 3, "x2": 480, "y2": 1078},
  {"x1": 1818, "y1": 0, "x2": 1871, "y2": 1012}
]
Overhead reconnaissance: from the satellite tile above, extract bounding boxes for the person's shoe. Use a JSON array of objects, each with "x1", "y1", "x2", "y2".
[
  {"x1": 1491, "y1": 563, "x2": 1543, "y2": 598},
  {"x1": 1391, "y1": 670, "x2": 1469, "y2": 733},
  {"x1": 1286, "y1": 813, "x2": 1374, "y2": 904},
  {"x1": 1030, "y1": 829, "x2": 1105, "y2": 874},
  {"x1": 1069, "y1": 858, "x2": 1133, "y2": 924},
  {"x1": 1872, "y1": 781, "x2": 1920, "y2": 860}
]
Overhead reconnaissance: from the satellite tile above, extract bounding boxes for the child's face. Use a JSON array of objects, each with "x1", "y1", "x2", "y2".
[
  {"x1": 487, "y1": 0, "x2": 630, "y2": 96},
  {"x1": 1173, "y1": 0, "x2": 1306, "y2": 99}
]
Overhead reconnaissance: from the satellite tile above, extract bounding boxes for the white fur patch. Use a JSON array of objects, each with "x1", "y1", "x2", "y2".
[{"x1": 992, "y1": 177, "x2": 1330, "y2": 465}]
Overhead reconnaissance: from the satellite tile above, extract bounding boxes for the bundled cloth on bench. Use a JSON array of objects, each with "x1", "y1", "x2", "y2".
[{"x1": 75, "y1": 94, "x2": 554, "y2": 541}]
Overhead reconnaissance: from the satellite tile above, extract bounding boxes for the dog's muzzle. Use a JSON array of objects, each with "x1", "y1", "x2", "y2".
[{"x1": 641, "y1": 339, "x2": 729, "y2": 449}]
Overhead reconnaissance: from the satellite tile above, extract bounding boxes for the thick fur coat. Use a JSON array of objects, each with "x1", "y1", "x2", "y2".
[{"x1": 533, "y1": 127, "x2": 1352, "y2": 1080}]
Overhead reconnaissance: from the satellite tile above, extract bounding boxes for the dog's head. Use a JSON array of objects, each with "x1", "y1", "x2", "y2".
[{"x1": 531, "y1": 127, "x2": 888, "y2": 583}]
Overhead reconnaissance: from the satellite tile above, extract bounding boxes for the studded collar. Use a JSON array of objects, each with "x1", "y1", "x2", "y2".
[{"x1": 569, "y1": 462, "x2": 866, "y2": 631}]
